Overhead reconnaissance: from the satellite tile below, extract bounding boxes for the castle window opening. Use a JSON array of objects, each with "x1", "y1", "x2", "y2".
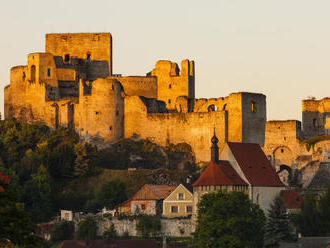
[
  {"x1": 30, "y1": 65, "x2": 36, "y2": 82},
  {"x1": 22, "y1": 72, "x2": 26, "y2": 81},
  {"x1": 95, "y1": 111, "x2": 99, "y2": 115},
  {"x1": 169, "y1": 84, "x2": 172, "y2": 89},
  {"x1": 109, "y1": 126, "x2": 112, "y2": 131},
  {"x1": 251, "y1": 101, "x2": 257, "y2": 112},
  {"x1": 281, "y1": 148, "x2": 284, "y2": 153},
  {"x1": 64, "y1": 54, "x2": 70, "y2": 63},
  {"x1": 116, "y1": 110, "x2": 119, "y2": 116},
  {"x1": 313, "y1": 118, "x2": 317, "y2": 128},
  {"x1": 86, "y1": 53, "x2": 91, "y2": 60},
  {"x1": 168, "y1": 99, "x2": 171, "y2": 104},
  {"x1": 47, "y1": 68, "x2": 51, "y2": 77},
  {"x1": 208, "y1": 104, "x2": 217, "y2": 112}
]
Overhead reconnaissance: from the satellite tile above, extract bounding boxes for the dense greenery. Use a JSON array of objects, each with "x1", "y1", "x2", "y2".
[
  {"x1": 193, "y1": 191, "x2": 266, "y2": 248},
  {"x1": 51, "y1": 221, "x2": 75, "y2": 242},
  {"x1": 74, "y1": 217, "x2": 98, "y2": 241},
  {"x1": 0, "y1": 170, "x2": 42, "y2": 247},
  {"x1": 102, "y1": 223, "x2": 118, "y2": 240},
  {"x1": 0, "y1": 119, "x2": 196, "y2": 224},
  {"x1": 136, "y1": 215, "x2": 161, "y2": 238},
  {"x1": 265, "y1": 196, "x2": 294, "y2": 247},
  {"x1": 296, "y1": 185, "x2": 330, "y2": 236}
]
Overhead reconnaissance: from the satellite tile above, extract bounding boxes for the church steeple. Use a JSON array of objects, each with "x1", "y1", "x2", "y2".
[{"x1": 211, "y1": 128, "x2": 219, "y2": 163}]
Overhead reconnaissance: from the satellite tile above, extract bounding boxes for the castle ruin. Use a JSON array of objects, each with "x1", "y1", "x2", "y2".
[{"x1": 4, "y1": 32, "x2": 266, "y2": 162}]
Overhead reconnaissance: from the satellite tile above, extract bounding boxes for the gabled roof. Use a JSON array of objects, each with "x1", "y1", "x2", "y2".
[
  {"x1": 164, "y1": 183, "x2": 193, "y2": 202},
  {"x1": 131, "y1": 184, "x2": 176, "y2": 200},
  {"x1": 280, "y1": 190, "x2": 303, "y2": 209},
  {"x1": 192, "y1": 160, "x2": 248, "y2": 187},
  {"x1": 227, "y1": 142, "x2": 284, "y2": 187}
]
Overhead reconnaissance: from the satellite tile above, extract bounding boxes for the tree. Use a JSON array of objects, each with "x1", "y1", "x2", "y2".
[
  {"x1": 103, "y1": 223, "x2": 117, "y2": 240},
  {"x1": 51, "y1": 220, "x2": 75, "y2": 242},
  {"x1": 193, "y1": 190, "x2": 266, "y2": 248},
  {"x1": 96, "y1": 180, "x2": 127, "y2": 210},
  {"x1": 73, "y1": 143, "x2": 90, "y2": 177},
  {"x1": 0, "y1": 172, "x2": 42, "y2": 247},
  {"x1": 75, "y1": 217, "x2": 98, "y2": 241},
  {"x1": 318, "y1": 184, "x2": 330, "y2": 236},
  {"x1": 296, "y1": 193, "x2": 320, "y2": 236},
  {"x1": 22, "y1": 165, "x2": 54, "y2": 223},
  {"x1": 265, "y1": 195, "x2": 294, "y2": 247},
  {"x1": 136, "y1": 215, "x2": 161, "y2": 238}
]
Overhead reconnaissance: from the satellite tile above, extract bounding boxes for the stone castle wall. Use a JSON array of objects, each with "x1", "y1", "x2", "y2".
[{"x1": 4, "y1": 32, "x2": 267, "y2": 163}]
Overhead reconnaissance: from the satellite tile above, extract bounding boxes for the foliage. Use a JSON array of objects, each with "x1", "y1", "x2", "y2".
[
  {"x1": 296, "y1": 185, "x2": 330, "y2": 236},
  {"x1": 96, "y1": 179, "x2": 127, "y2": 210},
  {"x1": 193, "y1": 190, "x2": 266, "y2": 248},
  {"x1": 75, "y1": 217, "x2": 98, "y2": 241},
  {"x1": 265, "y1": 196, "x2": 294, "y2": 247},
  {"x1": 303, "y1": 135, "x2": 330, "y2": 152},
  {"x1": 51, "y1": 220, "x2": 75, "y2": 242},
  {"x1": 102, "y1": 223, "x2": 117, "y2": 240},
  {"x1": 0, "y1": 171, "x2": 43, "y2": 247},
  {"x1": 136, "y1": 215, "x2": 161, "y2": 237},
  {"x1": 22, "y1": 165, "x2": 54, "y2": 223}
]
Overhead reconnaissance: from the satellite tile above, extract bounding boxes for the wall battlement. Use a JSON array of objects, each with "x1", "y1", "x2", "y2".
[{"x1": 4, "y1": 32, "x2": 266, "y2": 162}]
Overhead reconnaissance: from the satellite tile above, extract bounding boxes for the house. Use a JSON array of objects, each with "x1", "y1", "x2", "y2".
[
  {"x1": 163, "y1": 184, "x2": 194, "y2": 217},
  {"x1": 129, "y1": 184, "x2": 176, "y2": 215},
  {"x1": 192, "y1": 134, "x2": 249, "y2": 216},
  {"x1": 280, "y1": 189, "x2": 303, "y2": 214},
  {"x1": 192, "y1": 133, "x2": 285, "y2": 217},
  {"x1": 220, "y1": 142, "x2": 285, "y2": 211},
  {"x1": 117, "y1": 199, "x2": 132, "y2": 215}
]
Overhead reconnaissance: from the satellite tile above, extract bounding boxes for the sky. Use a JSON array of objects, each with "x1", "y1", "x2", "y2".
[{"x1": 0, "y1": 0, "x2": 329, "y2": 121}]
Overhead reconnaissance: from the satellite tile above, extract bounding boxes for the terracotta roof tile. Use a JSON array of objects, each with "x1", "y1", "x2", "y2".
[
  {"x1": 227, "y1": 142, "x2": 284, "y2": 187},
  {"x1": 192, "y1": 160, "x2": 248, "y2": 187},
  {"x1": 131, "y1": 184, "x2": 176, "y2": 200},
  {"x1": 280, "y1": 190, "x2": 303, "y2": 209}
]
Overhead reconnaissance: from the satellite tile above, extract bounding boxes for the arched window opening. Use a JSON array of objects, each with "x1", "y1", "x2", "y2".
[
  {"x1": 86, "y1": 53, "x2": 91, "y2": 60},
  {"x1": 30, "y1": 65, "x2": 36, "y2": 82},
  {"x1": 64, "y1": 54, "x2": 70, "y2": 63},
  {"x1": 22, "y1": 72, "x2": 26, "y2": 81},
  {"x1": 208, "y1": 104, "x2": 217, "y2": 112}
]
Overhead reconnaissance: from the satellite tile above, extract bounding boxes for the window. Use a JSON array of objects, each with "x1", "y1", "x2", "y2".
[
  {"x1": 47, "y1": 68, "x2": 51, "y2": 77},
  {"x1": 64, "y1": 54, "x2": 70, "y2": 63},
  {"x1": 22, "y1": 72, "x2": 26, "y2": 81},
  {"x1": 141, "y1": 204, "x2": 146, "y2": 210},
  {"x1": 168, "y1": 99, "x2": 171, "y2": 104},
  {"x1": 281, "y1": 149, "x2": 284, "y2": 153},
  {"x1": 170, "y1": 206, "x2": 178, "y2": 213},
  {"x1": 30, "y1": 65, "x2": 36, "y2": 82},
  {"x1": 186, "y1": 206, "x2": 192, "y2": 213},
  {"x1": 87, "y1": 53, "x2": 91, "y2": 60},
  {"x1": 169, "y1": 84, "x2": 172, "y2": 89},
  {"x1": 178, "y1": 193, "x2": 184, "y2": 200},
  {"x1": 251, "y1": 101, "x2": 256, "y2": 112},
  {"x1": 313, "y1": 119, "x2": 317, "y2": 128},
  {"x1": 208, "y1": 104, "x2": 217, "y2": 112}
]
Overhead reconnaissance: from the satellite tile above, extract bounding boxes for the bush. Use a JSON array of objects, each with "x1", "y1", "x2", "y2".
[
  {"x1": 75, "y1": 217, "x2": 98, "y2": 241},
  {"x1": 136, "y1": 215, "x2": 161, "y2": 238},
  {"x1": 51, "y1": 220, "x2": 75, "y2": 242}
]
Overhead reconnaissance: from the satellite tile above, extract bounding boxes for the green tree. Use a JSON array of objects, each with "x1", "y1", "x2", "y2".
[
  {"x1": 96, "y1": 180, "x2": 127, "y2": 210},
  {"x1": 136, "y1": 215, "x2": 161, "y2": 238},
  {"x1": 75, "y1": 217, "x2": 98, "y2": 241},
  {"x1": 73, "y1": 143, "x2": 90, "y2": 177},
  {"x1": 193, "y1": 190, "x2": 266, "y2": 248},
  {"x1": 103, "y1": 223, "x2": 117, "y2": 240},
  {"x1": 0, "y1": 172, "x2": 42, "y2": 247},
  {"x1": 265, "y1": 195, "x2": 294, "y2": 247},
  {"x1": 318, "y1": 184, "x2": 330, "y2": 235},
  {"x1": 51, "y1": 220, "x2": 75, "y2": 242},
  {"x1": 22, "y1": 165, "x2": 54, "y2": 223},
  {"x1": 297, "y1": 193, "x2": 320, "y2": 236}
]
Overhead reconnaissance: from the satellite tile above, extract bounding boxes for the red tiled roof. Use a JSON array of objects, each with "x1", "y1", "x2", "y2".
[
  {"x1": 280, "y1": 190, "x2": 303, "y2": 209},
  {"x1": 131, "y1": 184, "x2": 176, "y2": 200},
  {"x1": 227, "y1": 142, "x2": 284, "y2": 187},
  {"x1": 58, "y1": 240, "x2": 159, "y2": 248},
  {"x1": 192, "y1": 160, "x2": 248, "y2": 187}
]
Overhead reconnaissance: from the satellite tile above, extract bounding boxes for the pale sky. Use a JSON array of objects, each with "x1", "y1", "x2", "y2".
[{"x1": 1, "y1": 0, "x2": 329, "y2": 121}]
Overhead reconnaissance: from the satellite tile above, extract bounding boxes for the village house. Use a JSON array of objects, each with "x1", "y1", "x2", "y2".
[
  {"x1": 162, "y1": 184, "x2": 194, "y2": 217},
  {"x1": 121, "y1": 184, "x2": 176, "y2": 215},
  {"x1": 192, "y1": 133, "x2": 285, "y2": 217},
  {"x1": 280, "y1": 189, "x2": 303, "y2": 214}
]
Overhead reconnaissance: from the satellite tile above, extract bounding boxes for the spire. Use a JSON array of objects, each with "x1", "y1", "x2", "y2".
[{"x1": 211, "y1": 128, "x2": 219, "y2": 162}]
